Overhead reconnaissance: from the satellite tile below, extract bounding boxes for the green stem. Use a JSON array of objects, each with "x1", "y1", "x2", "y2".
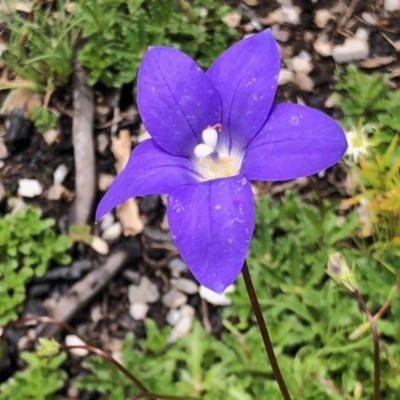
[
  {"x1": 352, "y1": 290, "x2": 380, "y2": 400},
  {"x1": 241, "y1": 260, "x2": 292, "y2": 400}
]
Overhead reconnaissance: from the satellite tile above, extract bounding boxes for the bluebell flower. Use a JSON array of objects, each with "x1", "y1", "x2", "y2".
[{"x1": 96, "y1": 30, "x2": 347, "y2": 294}]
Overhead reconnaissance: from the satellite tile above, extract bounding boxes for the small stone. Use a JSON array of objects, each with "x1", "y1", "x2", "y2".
[
  {"x1": 278, "y1": 69, "x2": 294, "y2": 85},
  {"x1": 325, "y1": 93, "x2": 338, "y2": 108},
  {"x1": 102, "y1": 222, "x2": 122, "y2": 242},
  {"x1": 168, "y1": 305, "x2": 195, "y2": 343},
  {"x1": 171, "y1": 278, "x2": 198, "y2": 294},
  {"x1": 129, "y1": 303, "x2": 149, "y2": 320},
  {"x1": 332, "y1": 29, "x2": 369, "y2": 63},
  {"x1": 162, "y1": 288, "x2": 187, "y2": 308},
  {"x1": 53, "y1": 164, "x2": 68, "y2": 185},
  {"x1": 90, "y1": 236, "x2": 109, "y2": 255},
  {"x1": 384, "y1": 0, "x2": 400, "y2": 12},
  {"x1": 291, "y1": 51, "x2": 313, "y2": 74},
  {"x1": 128, "y1": 276, "x2": 159, "y2": 304},
  {"x1": 47, "y1": 184, "x2": 66, "y2": 201},
  {"x1": 42, "y1": 129, "x2": 60, "y2": 145},
  {"x1": 168, "y1": 257, "x2": 188, "y2": 277},
  {"x1": 65, "y1": 335, "x2": 89, "y2": 357},
  {"x1": 222, "y1": 12, "x2": 241, "y2": 28},
  {"x1": 295, "y1": 73, "x2": 314, "y2": 92},
  {"x1": 90, "y1": 305, "x2": 102, "y2": 322},
  {"x1": 199, "y1": 285, "x2": 235, "y2": 306},
  {"x1": 314, "y1": 9, "x2": 334, "y2": 28},
  {"x1": 361, "y1": 12, "x2": 378, "y2": 25},
  {"x1": 314, "y1": 37, "x2": 333, "y2": 57},
  {"x1": 100, "y1": 212, "x2": 115, "y2": 231},
  {"x1": 96, "y1": 133, "x2": 109, "y2": 154},
  {"x1": 18, "y1": 179, "x2": 42, "y2": 198},
  {"x1": 166, "y1": 309, "x2": 181, "y2": 326},
  {"x1": 271, "y1": 24, "x2": 291, "y2": 43},
  {"x1": 98, "y1": 173, "x2": 115, "y2": 191},
  {"x1": 281, "y1": 5, "x2": 300, "y2": 25}
]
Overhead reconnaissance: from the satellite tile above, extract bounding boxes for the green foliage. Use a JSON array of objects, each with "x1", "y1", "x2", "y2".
[
  {"x1": 0, "y1": 0, "x2": 78, "y2": 94},
  {"x1": 26, "y1": 106, "x2": 58, "y2": 134},
  {"x1": 163, "y1": 0, "x2": 239, "y2": 69},
  {"x1": 335, "y1": 64, "x2": 389, "y2": 123},
  {"x1": 0, "y1": 349, "x2": 67, "y2": 400},
  {"x1": 0, "y1": 207, "x2": 71, "y2": 325},
  {"x1": 73, "y1": 194, "x2": 400, "y2": 399},
  {"x1": 68, "y1": 223, "x2": 93, "y2": 245},
  {"x1": 334, "y1": 65, "x2": 400, "y2": 265},
  {"x1": 74, "y1": 0, "x2": 238, "y2": 87}
]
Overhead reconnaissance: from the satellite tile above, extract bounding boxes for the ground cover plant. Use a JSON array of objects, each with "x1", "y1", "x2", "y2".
[{"x1": 0, "y1": 1, "x2": 399, "y2": 399}]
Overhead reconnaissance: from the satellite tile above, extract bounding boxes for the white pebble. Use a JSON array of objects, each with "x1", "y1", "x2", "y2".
[
  {"x1": 53, "y1": 164, "x2": 68, "y2": 185},
  {"x1": 98, "y1": 173, "x2": 115, "y2": 191},
  {"x1": 168, "y1": 305, "x2": 195, "y2": 343},
  {"x1": 129, "y1": 303, "x2": 149, "y2": 320},
  {"x1": 385, "y1": 0, "x2": 400, "y2": 12},
  {"x1": 128, "y1": 276, "x2": 160, "y2": 304},
  {"x1": 279, "y1": 69, "x2": 294, "y2": 85},
  {"x1": 271, "y1": 24, "x2": 290, "y2": 43},
  {"x1": 18, "y1": 179, "x2": 42, "y2": 198},
  {"x1": 47, "y1": 184, "x2": 66, "y2": 201},
  {"x1": 291, "y1": 51, "x2": 313, "y2": 74},
  {"x1": 171, "y1": 278, "x2": 198, "y2": 294},
  {"x1": 166, "y1": 309, "x2": 181, "y2": 326},
  {"x1": 332, "y1": 30, "x2": 369, "y2": 63},
  {"x1": 199, "y1": 285, "x2": 235, "y2": 306},
  {"x1": 361, "y1": 12, "x2": 378, "y2": 25},
  {"x1": 42, "y1": 129, "x2": 59, "y2": 145},
  {"x1": 314, "y1": 9, "x2": 333, "y2": 28},
  {"x1": 168, "y1": 257, "x2": 188, "y2": 277},
  {"x1": 221, "y1": 12, "x2": 241, "y2": 28},
  {"x1": 314, "y1": 37, "x2": 333, "y2": 57},
  {"x1": 90, "y1": 236, "x2": 109, "y2": 255},
  {"x1": 99, "y1": 212, "x2": 114, "y2": 231},
  {"x1": 295, "y1": 73, "x2": 314, "y2": 92},
  {"x1": 162, "y1": 288, "x2": 187, "y2": 308},
  {"x1": 102, "y1": 222, "x2": 122, "y2": 242},
  {"x1": 65, "y1": 335, "x2": 88, "y2": 357},
  {"x1": 281, "y1": 5, "x2": 300, "y2": 25}
]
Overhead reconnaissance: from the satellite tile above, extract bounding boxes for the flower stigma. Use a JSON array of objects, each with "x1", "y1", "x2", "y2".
[{"x1": 193, "y1": 124, "x2": 243, "y2": 181}]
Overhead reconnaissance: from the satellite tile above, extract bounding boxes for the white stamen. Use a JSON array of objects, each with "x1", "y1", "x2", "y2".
[
  {"x1": 194, "y1": 143, "x2": 214, "y2": 158},
  {"x1": 201, "y1": 128, "x2": 218, "y2": 149}
]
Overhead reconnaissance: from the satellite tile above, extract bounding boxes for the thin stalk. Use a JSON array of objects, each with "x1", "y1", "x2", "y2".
[
  {"x1": 241, "y1": 260, "x2": 292, "y2": 400},
  {"x1": 352, "y1": 291, "x2": 380, "y2": 400},
  {"x1": 59, "y1": 345, "x2": 149, "y2": 394}
]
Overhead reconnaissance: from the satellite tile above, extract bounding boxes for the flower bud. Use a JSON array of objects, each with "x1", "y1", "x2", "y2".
[{"x1": 326, "y1": 252, "x2": 358, "y2": 293}]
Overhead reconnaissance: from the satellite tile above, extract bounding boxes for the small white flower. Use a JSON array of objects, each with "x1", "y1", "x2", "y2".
[{"x1": 345, "y1": 123, "x2": 374, "y2": 163}]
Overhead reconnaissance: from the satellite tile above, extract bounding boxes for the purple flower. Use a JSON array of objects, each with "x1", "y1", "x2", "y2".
[{"x1": 96, "y1": 30, "x2": 347, "y2": 294}]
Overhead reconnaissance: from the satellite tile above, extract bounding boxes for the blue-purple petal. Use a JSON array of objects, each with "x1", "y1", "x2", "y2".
[
  {"x1": 96, "y1": 140, "x2": 199, "y2": 220},
  {"x1": 241, "y1": 103, "x2": 347, "y2": 181},
  {"x1": 167, "y1": 175, "x2": 254, "y2": 294},
  {"x1": 206, "y1": 30, "x2": 280, "y2": 152},
  {"x1": 137, "y1": 46, "x2": 222, "y2": 157}
]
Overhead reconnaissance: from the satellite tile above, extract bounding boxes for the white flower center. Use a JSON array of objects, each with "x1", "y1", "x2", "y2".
[{"x1": 193, "y1": 126, "x2": 243, "y2": 181}]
